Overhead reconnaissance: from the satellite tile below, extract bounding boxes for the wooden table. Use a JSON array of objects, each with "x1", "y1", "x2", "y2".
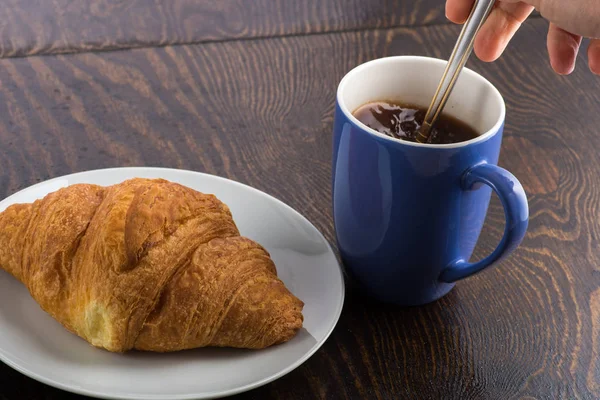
[{"x1": 1, "y1": 1, "x2": 599, "y2": 399}]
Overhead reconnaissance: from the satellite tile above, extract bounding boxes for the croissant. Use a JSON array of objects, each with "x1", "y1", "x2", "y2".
[{"x1": 0, "y1": 178, "x2": 304, "y2": 352}]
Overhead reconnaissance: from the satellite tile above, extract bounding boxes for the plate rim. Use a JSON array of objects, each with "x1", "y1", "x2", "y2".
[{"x1": 0, "y1": 167, "x2": 345, "y2": 400}]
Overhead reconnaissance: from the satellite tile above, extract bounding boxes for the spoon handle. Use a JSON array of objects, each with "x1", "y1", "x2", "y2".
[{"x1": 416, "y1": 0, "x2": 496, "y2": 143}]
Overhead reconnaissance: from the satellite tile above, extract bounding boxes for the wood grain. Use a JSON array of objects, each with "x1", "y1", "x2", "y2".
[
  {"x1": 0, "y1": 17, "x2": 599, "y2": 399},
  {"x1": 0, "y1": 0, "x2": 446, "y2": 58}
]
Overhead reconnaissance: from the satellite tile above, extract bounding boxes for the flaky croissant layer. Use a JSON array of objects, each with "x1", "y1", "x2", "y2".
[{"x1": 0, "y1": 178, "x2": 303, "y2": 352}]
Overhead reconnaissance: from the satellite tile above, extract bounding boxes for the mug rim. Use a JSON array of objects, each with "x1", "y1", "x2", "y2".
[{"x1": 336, "y1": 56, "x2": 506, "y2": 149}]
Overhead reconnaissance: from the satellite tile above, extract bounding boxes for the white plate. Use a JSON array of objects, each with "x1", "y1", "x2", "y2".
[{"x1": 0, "y1": 167, "x2": 345, "y2": 400}]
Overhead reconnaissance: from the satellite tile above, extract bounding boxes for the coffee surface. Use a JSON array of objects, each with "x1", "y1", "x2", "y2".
[{"x1": 352, "y1": 101, "x2": 479, "y2": 144}]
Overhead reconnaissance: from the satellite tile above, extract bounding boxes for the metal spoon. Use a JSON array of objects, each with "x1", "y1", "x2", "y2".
[{"x1": 416, "y1": 0, "x2": 496, "y2": 143}]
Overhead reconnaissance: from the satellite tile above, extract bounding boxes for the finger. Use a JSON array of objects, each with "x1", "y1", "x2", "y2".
[
  {"x1": 588, "y1": 39, "x2": 600, "y2": 75},
  {"x1": 473, "y1": 1, "x2": 535, "y2": 62},
  {"x1": 446, "y1": 0, "x2": 475, "y2": 24},
  {"x1": 547, "y1": 23, "x2": 582, "y2": 75}
]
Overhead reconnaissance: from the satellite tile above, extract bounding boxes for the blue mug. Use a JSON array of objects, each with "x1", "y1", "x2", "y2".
[{"x1": 332, "y1": 56, "x2": 529, "y2": 306}]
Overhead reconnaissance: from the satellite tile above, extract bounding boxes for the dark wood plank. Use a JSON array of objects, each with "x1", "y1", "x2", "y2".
[
  {"x1": 0, "y1": 17, "x2": 599, "y2": 399},
  {"x1": 0, "y1": 0, "x2": 446, "y2": 58}
]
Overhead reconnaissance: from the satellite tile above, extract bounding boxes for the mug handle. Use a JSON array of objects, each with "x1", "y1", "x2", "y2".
[{"x1": 439, "y1": 163, "x2": 529, "y2": 283}]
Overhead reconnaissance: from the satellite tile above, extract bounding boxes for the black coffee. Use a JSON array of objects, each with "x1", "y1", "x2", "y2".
[{"x1": 352, "y1": 101, "x2": 479, "y2": 144}]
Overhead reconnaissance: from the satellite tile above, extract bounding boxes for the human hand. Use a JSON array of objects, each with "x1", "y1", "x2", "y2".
[{"x1": 445, "y1": 0, "x2": 600, "y2": 75}]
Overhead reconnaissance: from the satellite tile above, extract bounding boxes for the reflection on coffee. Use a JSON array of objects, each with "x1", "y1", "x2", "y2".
[{"x1": 352, "y1": 101, "x2": 479, "y2": 144}]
